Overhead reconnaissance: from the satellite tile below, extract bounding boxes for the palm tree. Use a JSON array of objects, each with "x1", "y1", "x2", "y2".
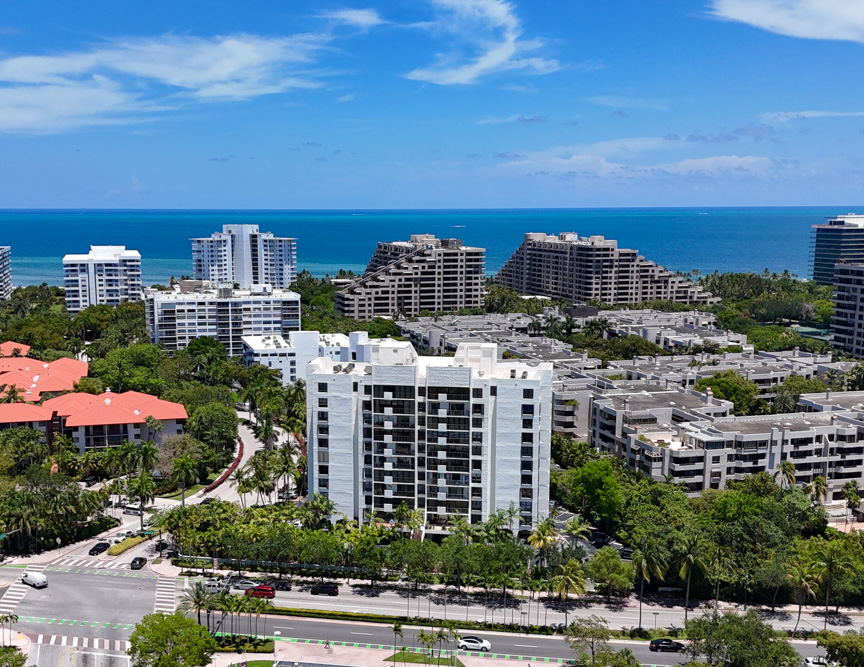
[
  {"x1": 676, "y1": 532, "x2": 708, "y2": 624},
  {"x1": 706, "y1": 545, "x2": 736, "y2": 610},
  {"x1": 127, "y1": 471, "x2": 156, "y2": 531},
  {"x1": 117, "y1": 439, "x2": 140, "y2": 477},
  {"x1": 137, "y1": 441, "x2": 159, "y2": 475},
  {"x1": 772, "y1": 388, "x2": 796, "y2": 414},
  {"x1": 811, "y1": 475, "x2": 828, "y2": 503},
  {"x1": 171, "y1": 455, "x2": 198, "y2": 507},
  {"x1": 392, "y1": 621, "x2": 404, "y2": 667},
  {"x1": 551, "y1": 559, "x2": 587, "y2": 626},
  {"x1": 633, "y1": 538, "x2": 667, "y2": 629},
  {"x1": 527, "y1": 517, "x2": 559, "y2": 567},
  {"x1": 815, "y1": 540, "x2": 855, "y2": 629},
  {"x1": 230, "y1": 465, "x2": 253, "y2": 509},
  {"x1": 787, "y1": 562, "x2": 818, "y2": 638},
  {"x1": 178, "y1": 581, "x2": 212, "y2": 626},
  {"x1": 564, "y1": 516, "x2": 591, "y2": 543},
  {"x1": 842, "y1": 481, "x2": 860, "y2": 528},
  {"x1": 250, "y1": 597, "x2": 271, "y2": 638},
  {"x1": 775, "y1": 459, "x2": 797, "y2": 490}
]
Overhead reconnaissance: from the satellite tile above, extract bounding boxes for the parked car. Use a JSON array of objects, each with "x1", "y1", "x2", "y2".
[
  {"x1": 22, "y1": 572, "x2": 47, "y2": 588},
  {"x1": 130, "y1": 557, "x2": 147, "y2": 570},
  {"x1": 83, "y1": 476, "x2": 98, "y2": 487},
  {"x1": 200, "y1": 498, "x2": 215, "y2": 506},
  {"x1": 310, "y1": 582, "x2": 339, "y2": 596},
  {"x1": 233, "y1": 580, "x2": 258, "y2": 591},
  {"x1": 123, "y1": 505, "x2": 143, "y2": 516},
  {"x1": 154, "y1": 539, "x2": 169, "y2": 551},
  {"x1": 245, "y1": 585, "x2": 275, "y2": 599},
  {"x1": 89, "y1": 542, "x2": 110, "y2": 556},
  {"x1": 649, "y1": 638, "x2": 685, "y2": 652},
  {"x1": 457, "y1": 636, "x2": 491, "y2": 652},
  {"x1": 805, "y1": 658, "x2": 839, "y2": 667}
]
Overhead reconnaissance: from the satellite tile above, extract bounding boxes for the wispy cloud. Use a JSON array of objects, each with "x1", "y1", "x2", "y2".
[
  {"x1": 337, "y1": 93, "x2": 356, "y2": 103},
  {"x1": 0, "y1": 33, "x2": 330, "y2": 133},
  {"x1": 588, "y1": 95, "x2": 669, "y2": 111},
  {"x1": 761, "y1": 110, "x2": 864, "y2": 123},
  {"x1": 686, "y1": 131, "x2": 738, "y2": 143},
  {"x1": 406, "y1": 0, "x2": 560, "y2": 85},
  {"x1": 477, "y1": 113, "x2": 547, "y2": 125},
  {"x1": 320, "y1": 9, "x2": 385, "y2": 30},
  {"x1": 708, "y1": 1, "x2": 864, "y2": 44},
  {"x1": 0, "y1": 26, "x2": 19, "y2": 36},
  {"x1": 208, "y1": 155, "x2": 238, "y2": 162}
]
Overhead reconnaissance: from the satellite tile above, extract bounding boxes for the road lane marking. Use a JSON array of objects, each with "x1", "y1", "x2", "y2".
[
  {"x1": 351, "y1": 632, "x2": 373, "y2": 636},
  {"x1": 515, "y1": 644, "x2": 537, "y2": 648}
]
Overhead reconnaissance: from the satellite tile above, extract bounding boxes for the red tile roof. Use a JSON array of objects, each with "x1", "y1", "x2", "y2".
[
  {"x1": 45, "y1": 391, "x2": 188, "y2": 428},
  {"x1": 0, "y1": 354, "x2": 88, "y2": 402},
  {"x1": 0, "y1": 342, "x2": 31, "y2": 357},
  {"x1": 0, "y1": 403, "x2": 52, "y2": 425}
]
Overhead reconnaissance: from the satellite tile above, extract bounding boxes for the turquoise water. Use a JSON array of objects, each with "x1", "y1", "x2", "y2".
[{"x1": 0, "y1": 207, "x2": 855, "y2": 286}]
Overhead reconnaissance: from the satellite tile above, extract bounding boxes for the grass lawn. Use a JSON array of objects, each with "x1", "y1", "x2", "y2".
[
  {"x1": 385, "y1": 651, "x2": 464, "y2": 667},
  {"x1": 243, "y1": 662, "x2": 273, "y2": 667},
  {"x1": 158, "y1": 484, "x2": 206, "y2": 499}
]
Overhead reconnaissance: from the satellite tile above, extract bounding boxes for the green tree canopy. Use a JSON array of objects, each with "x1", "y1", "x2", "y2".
[
  {"x1": 694, "y1": 371, "x2": 759, "y2": 416},
  {"x1": 128, "y1": 612, "x2": 217, "y2": 667}
]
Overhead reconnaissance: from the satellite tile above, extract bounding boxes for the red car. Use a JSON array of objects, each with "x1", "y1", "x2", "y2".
[{"x1": 245, "y1": 585, "x2": 275, "y2": 599}]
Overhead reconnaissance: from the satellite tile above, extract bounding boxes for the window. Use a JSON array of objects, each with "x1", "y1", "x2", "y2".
[
  {"x1": 523, "y1": 388, "x2": 534, "y2": 399},
  {"x1": 521, "y1": 461, "x2": 533, "y2": 472},
  {"x1": 472, "y1": 388, "x2": 483, "y2": 399},
  {"x1": 490, "y1": 386, "x2": 497, "y2": 396},
  {"x1": 521, "y1": 446, "x2": 533, "y2": 458},
  {"x1": 317, "y1": 411, "x2": 328, "y2": 422},
  {"x1": 318, "y1": 398, "x2": 328, "y2": 408},
  {"x1": 317, "y1": 451, "x2": 329, "y2": 463},
  {"x1": 318, "y1": 425, "x2": 329, "y2": 435},
  {"x1": 521, "y1": 433, "x2": 533, "y2": 444},
  {"x1": 318, "y1": 465, "x2": 329, "y2": 475},
  {"x1": 318, "y1": 382, "x2": 328, "y2": 393},
  {"x1": 472, "y1": 404, "x2": 484, "y2": 416},
  {"x1": 711, "y1": 455, "x2": 720, "y2": 464},
  {"x1": 522, "y1": 404, "x2": 535, "y2": 416},
  {"x1": 522, "y1": 418, "x2": 533, "y2": 430},
  {"x1": 364, "y1": 385, "x2": 372, "y2": 395},
  {"x1": 472, "y1": 417, "x2": 483, "y2": 429},
  {"x1": 521, "y1": 474, "x2": 532, "y2": 485},
  {"x1": 318, "y1": 438, "x2": 329, "y2": 449},
  {"x1": 353, "y1": 382, "x2": 358, "y2": 392},
  {"x1": 471, "y1": 432, "x2": 482, "y2": 443}
]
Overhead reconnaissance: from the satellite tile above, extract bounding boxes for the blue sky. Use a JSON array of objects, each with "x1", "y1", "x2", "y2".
[{"x1": 1, "y1": 0, "x2": 863, "y2": 208}]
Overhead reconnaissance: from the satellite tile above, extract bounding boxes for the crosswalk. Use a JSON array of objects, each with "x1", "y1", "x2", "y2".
[
  {"x1": 33, "y1": 633, "x2": 130, "y2": 652},
  {"x1": 50, "y1": 557, "x2": 129, "y2": 569},
  {"x1": 154, "y1": 577, "x2": 177, "y2": 613},
  {"x1": 0, "y1": 563, "x2": 46, "y2": 614}
]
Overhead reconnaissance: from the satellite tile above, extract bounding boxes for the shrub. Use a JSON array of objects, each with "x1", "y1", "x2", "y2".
[{"x1": 108, "y1": 536, "x2": 148, "y2": 555}]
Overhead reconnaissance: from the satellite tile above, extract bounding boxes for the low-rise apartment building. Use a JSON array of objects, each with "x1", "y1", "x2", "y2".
[
  {"x1": 336, "y1": 235, "x2": 485, "y2": 321},
  {"x1": 598, "y1": 308, "x2": 751, "y2": 352},
  {"x1": 145, "y1": 281, "x2": 301, "y2": 357},
  {"x1": 63, "y1": 246, "x2": 142, "y2": 314},
  {"x1": 307, "y1": 341, "x2": 552, "y2": 531}
]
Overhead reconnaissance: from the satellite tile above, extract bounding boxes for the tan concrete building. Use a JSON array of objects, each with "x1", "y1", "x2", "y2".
[
  {"x1": 496, "y1": 232, "x2": 717, "y2": 306},
  {"x1": 336, "y1": 235, "x2": 485, "y2": 321}
]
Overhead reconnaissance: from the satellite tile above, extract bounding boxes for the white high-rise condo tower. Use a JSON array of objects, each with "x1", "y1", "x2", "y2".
[
  {"x1": 63, "y1": 246, "x2": 142, "y2": 314},
  {"x1": 0, "y1": 246, "x2": 11, "y2": 300},
  {"x1": 191, "y1": 224, "x2": 297, "y2": 289}
]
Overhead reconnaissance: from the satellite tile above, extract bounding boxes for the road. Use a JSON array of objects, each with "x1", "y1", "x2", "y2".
[{"x1": 210, "y1": 575, "x2": 859, "y2": 639}]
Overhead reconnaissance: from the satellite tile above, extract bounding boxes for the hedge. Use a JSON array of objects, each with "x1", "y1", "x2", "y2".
[
  {"x1": 107, "y1": 535, "x2": 148, "y2": 556},
  {"x1": 203, "y1": 436, "x2": 244, "y2": 494}
]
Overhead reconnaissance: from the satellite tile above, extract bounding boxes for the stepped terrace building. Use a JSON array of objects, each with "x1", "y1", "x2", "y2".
[
  {"x1": 307, "y1": 341, "x2": 552, "y2": 532},
  {"x1": 63, "y1": 246, "x2": 142, "y2": 314},
  {"x1": 192, "y1": 224, "x2": 297, "y2": 289},
  {"x1": 335, "y1": 235, "x2": 485, "y2": 321},
  {"x1": 496, "y1": 232, "x2": 716, "y2": 306},
  {"x1": 145, "y1": 281, "x2": 301, "y2": 357}
]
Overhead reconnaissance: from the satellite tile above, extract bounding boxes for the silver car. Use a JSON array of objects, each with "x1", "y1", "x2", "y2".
[{"x1": 232, "y1": 579, "x2": 258, "y2": 590}]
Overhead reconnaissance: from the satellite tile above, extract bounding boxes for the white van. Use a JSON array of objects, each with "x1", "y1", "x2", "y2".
[
  {"x1": 203, "y1": 579, "x2": 228, "y2": 594},
  {"x1": 123, "y1": 506, "x2": 143, "y2": 516},
  {"x1": 22, "y1": 572, "x2": 47, "y2": 588}
]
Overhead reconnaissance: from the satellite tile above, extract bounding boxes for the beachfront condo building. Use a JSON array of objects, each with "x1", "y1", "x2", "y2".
[
  {"x1": 62, "y1": 246, "x2": 142, "y2": 314},
  {"x1": 496, "y1": 232, "x2": 717, "y2": 306},
  {"x1": 335, "y1": 235, "x2": 485, "y2": 321},
  {"x1": 812, "y1": 214, "x2": 864, "y2": 286},
  {"x1": 831, "y1": 262, "x2": 864, "y2": 357},
  {"x1": 0, "y1": 246, "x2": 11, "y2": 300},
  {"x1": 191, "y1": 224, "x2": 297, "y2": 289},
  {"x1": 306, "y1": 340, "x2": 553, "y2": 532},
  {"x1": 144, "y1": 280, "x2": 301, "y2": 357}
]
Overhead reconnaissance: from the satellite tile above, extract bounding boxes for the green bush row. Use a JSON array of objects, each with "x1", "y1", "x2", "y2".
[
  {"x1": 213, "y1": 637, "x2": 274, "y2": 653},
  {"x1": 107, "y1": 536, "x2": 148, "y2": 556}
]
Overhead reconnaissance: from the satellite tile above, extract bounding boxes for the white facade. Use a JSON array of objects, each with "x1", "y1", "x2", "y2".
[
  {"x1": 307, "y1": 341, "x2": 553, "y2": 531},
  {"x1": 242, "y1": 331, "x2": 365, "y2": 385},
  {"x1": 63, "y1": 246, "x2": 142, "y2": 314},
  {"x1": 0, "y1": 246, "x2": 11, "y2": 300},
  {"x1": 145, "y1": 282, "x2": 301, "y2": 357},
  {"x1": 191, "y1": 224, "x2": 297, "y2": 289}
]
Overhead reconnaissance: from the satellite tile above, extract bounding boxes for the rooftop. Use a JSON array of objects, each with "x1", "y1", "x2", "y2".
[{"x1": 63, "y1": 246, "x2": 141, "y2": 262}]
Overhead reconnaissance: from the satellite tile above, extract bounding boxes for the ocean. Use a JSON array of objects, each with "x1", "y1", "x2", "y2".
[{"x1": 0, "y1": 207, "x2": 854, "y2": 287}]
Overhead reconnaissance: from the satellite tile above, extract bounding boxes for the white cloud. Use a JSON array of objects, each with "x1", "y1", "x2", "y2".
[
  {"x1": 406, "y1": 0, "x2": 559, "y2": 85},
  {"x1": 0, "y1": 33, "x2": 331, "y2": 132},
  {"x1": 337, "y1": 93, "x2": 356, "y2": 103},
  {"x1": 477, "y1": 113, "x2": 546, "y2": 125},
  {"x1": 708, "y1": 0, "x2": 864, "y2": 43},
  {"x1": 320, "y1": 9, "x2": 385, "y2": 30},
  {"x1": 761, "y1": 110, "x2": 864, "y2": 123},
  {"x1": 588, "y1": 95, "x2": 669, "y2": 111}
]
